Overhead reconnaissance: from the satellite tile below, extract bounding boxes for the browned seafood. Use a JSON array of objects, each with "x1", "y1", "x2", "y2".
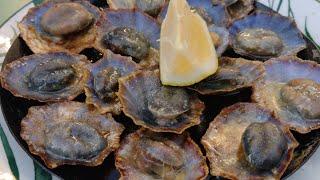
[
  {"x1": 190, "y1": 57, "x2": 264, "y2": 95},
  {"x1": 0, "y1": 52, "x2": 89, "y2": 102},
  {"x1": 20, "y1": 102, "x2": 124, "y2": 168},
  {"x1": 18, "y1": 0, "x2": 101, "y2": 53},
  {"x1": 97, "y1": 9, "x2": 160, "y2": 69},
  {"x1": 157, "y1": 0, "x2": 230, "y2": 27},
  {"x1": 252, "y1": 56, "x2": 320, "y2": 133},
  {"x1": 201, "y1": 103, "x2": 298, "y2": 179},
  {"x1": 85, "y1": 50, "x2": 139, "y2": 114},
  {"x1": 107, "y1": 0, "x2": 166, "y2": 16},
  {"x1": 227, "y1": 0, "x2": 254, "y2": 21},
  {"x1": 229, "y1": 11, "x2": 306, "y2": 60},
  {"x1": 118, "y1": 70, "x2": 204, "y2": 133},
  {"x1": 116, "y1": 129, "x2": 208, "y2": 179}
]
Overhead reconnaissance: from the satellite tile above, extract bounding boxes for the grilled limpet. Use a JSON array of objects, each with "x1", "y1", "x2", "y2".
[
  {"x1": 157, "y1": 0, "x2": 231, "y2": 27},
  {"x1": 189, "y1": 57, "x2": 264, "y2": 95},
  {"x1": 229, "y1": 11, "x2": 306, "y2": 60},
  {"x1": 0, "y1": 52, "x2": 90, "y2": 102},
  {"x1": 21, "y1": 102, "x2": 124, "y2": 168},
  {"x1": 252, "y1": 56, "x2": 320, "y2": 133},
  {"x1": 118, "y1": 70, "x2": 204, "y2": 133},
  {"x1": 97, "y1": 9, "x2": 160, "y2": 69},
  {"x1": 18, "y1": 0, "x2": 102, "y2": 53},
  {"x1": 85, "y1": 50, "x2": 139, "y2": 115},
  {"x1": 201, "y1": 103, "x2": 298, "y2": 179},
  {"x1": 116, "y1": 129, "x2": 208, "y2": 179},
  {"x1": 107, "y1": 0, "x2": 166, "y2": 17}
]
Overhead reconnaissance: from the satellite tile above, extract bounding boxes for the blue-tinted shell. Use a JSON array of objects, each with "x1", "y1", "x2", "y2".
[
  {"x1": 107, "y1": 0, "x2": 135, "y2": 9},
  {"x1": 229, "y1": 11, "x2": 307, "y2": 60},
  {"x1": 208, "y1": 25, "x2": 230, "y2": 56},
  {"x1": 18, "y1": 0, "x2": 102, "y2": 53},
  {"x1": 97, "y1": 9, "x2": 160, "y2": 49},
  {"x1": 20, "y1": 102, "x2": 124, "y2": 168},
  {"x1": 252, "y1": 56, "x2": 320, "y2": 133},
  {"x1": 85, "y1": 50, "x2": 139, "y2": 115},
  {"x1": 157, "y1": 0, "x2": 230, "y2": 27},
  {"x1": 189, "y1": 57, "x2": 264, "y2": 95},
  {"x1": 0, "y1": 52, "x2": 90, "y2": 102},
  {"x1": 201, "y1": 103, "x2": 298, "y2": 179},
  {"x1": 226, "y1": 0, "x2": 254, "y2": 21},
  {"x1": 96, "y1": 9, "x2": 160, "y2": 69},
  {"x1": 107, "y1": 0, "x2": 166, "y2": 17},
  {"x1": 116, "y1": 129, "x2": 209, "y2": 179},
  {"x1": 118, "y1": 70, "x2": 205, "y2": 134}
]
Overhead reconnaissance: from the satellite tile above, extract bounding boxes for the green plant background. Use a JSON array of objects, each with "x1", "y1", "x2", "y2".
[{"x1": 267, "y1": 0, "x2": 320, "y2": 49}]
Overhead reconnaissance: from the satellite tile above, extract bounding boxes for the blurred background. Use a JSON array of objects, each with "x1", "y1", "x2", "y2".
[{"x1": 0, "y1": 0, "x2": 30, "y2": 25}]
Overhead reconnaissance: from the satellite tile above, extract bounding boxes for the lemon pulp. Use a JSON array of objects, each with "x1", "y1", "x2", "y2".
[{"x1": 160, "y1": 0, "x2": 218, "y2": 86}]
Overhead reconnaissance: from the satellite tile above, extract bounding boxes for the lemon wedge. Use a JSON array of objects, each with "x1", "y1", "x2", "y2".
[{"x1": 160, "y1": 0, "x2": 218, "y2": 86}]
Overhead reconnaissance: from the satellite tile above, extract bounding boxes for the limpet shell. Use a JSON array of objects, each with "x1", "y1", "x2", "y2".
[
  {"x1": 229, "y1": 11, "x2": 306, "y2": 60},
  {"x1": 96, "y1": 9, "x2": 160, "y2": 69},
  {"x1": 118, "y1": 70, "x2": 204, "y2": 134},
  {"x1": 252, "y1": 56, "x2": 320, "y2": 133},
  {"x1": 85, "y1": 50, "x2": 139, "y2": 115},
  {"x1": 21, "y1": 101, "x2": 124, "y2": 168},
  {"x1": 0, "y1": 52, "x2": 90, "y2": 102},
  {"x1": 18, "y1": 0, "x2": 102, "y2": 53},
  {"x1": 201, "y1": 103, "x2": 298, "y2": 179},
  {"x1": 208, "y1": 25, "x2": 230, "y2": 56},
  {"x1": 189, "y1": 57, "x2": 265, "y2": 95},
  {"x1": 115, "y1": 129, "x2": 208, "y2": 179},
  {"x1": 157, "y1": 0, "x2": 230, "y2": 27},
  {"x1": 227, "y1": 0, "x2": 254, "y2": 21},
  {"x1": 107, "y1": 0, "x2": 166, "y2": 17}
]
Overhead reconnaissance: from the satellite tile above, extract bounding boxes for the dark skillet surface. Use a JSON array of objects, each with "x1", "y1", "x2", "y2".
[{"x1": 1, "y1": 1, "x2": 320, "y2": 180}]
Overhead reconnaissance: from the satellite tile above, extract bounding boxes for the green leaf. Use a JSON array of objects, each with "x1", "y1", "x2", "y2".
[
  {"x1": 267, "y1": 0, "x2": 273, "y2": 8},
  {"x1": 267, "y1": 0, "x2": 271, "y2": 8},
  {"x1": 34, "y1": 162, "x2": 52, "y2": 180},
  {"x1": 287, "y1": 0, "x2": 295, "y2": 18},
  {"x1": 32, "y1": 0, "x2": 44, "y2": 5},
  {"x1": 276, "y1": 0, "x2": 283, "y2": 12},
  {"x1": 315, "y1": 0, "x2": 320, "y2": 3},
  {"x1": 304, "y1": 17, "x2": 320, "y2": 50},
  {"x1": 267, "y1": 0, "x2": 276, "y2": 9},
  {"x1": 0, "y1": 125, "x2": 19, "y2": 179}
]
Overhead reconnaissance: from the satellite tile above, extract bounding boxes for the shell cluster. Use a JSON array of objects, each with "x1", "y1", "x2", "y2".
[{"x1": 0, "y1": 0, "x2": 318, "y2": 179}]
